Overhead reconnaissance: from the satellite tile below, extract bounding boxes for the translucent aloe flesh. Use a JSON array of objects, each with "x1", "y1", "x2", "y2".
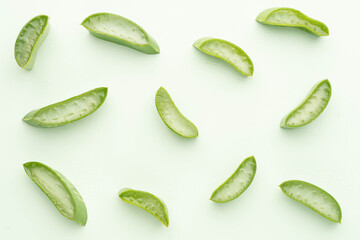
[
  {"x1": 81, "y1": 13, "x2": 159, "y2": 54},
  {"x1": 211, "y1": 156, "x2": 256, "y2": 203},
  {"x1": 193, "y1": 38, "x2": 254, "y2": 76},
  {"x1": 23, "y1": 87, "x2": 108, "y2": 128},
  {"x1": 280, "y1": 180, "x2": 342, "y2": 223},
  {"x1": 155, "y1": 87, "x2": 198, "y2": 138},
  {"x1": 118, "y1": 188, "x2": 169, "y2": 227},
  {"x1": 281, "y1": 80, "x2": 331, "y2": 128},
  {"x1": 24, "y1": 162, "x2": 87, "y2": 225},
  {"x1": 256, "y1": 8, "x2": 329, "y2": 36},
  {"x1": 15, "y1": 15, "x2": 49, "y2": 70}
]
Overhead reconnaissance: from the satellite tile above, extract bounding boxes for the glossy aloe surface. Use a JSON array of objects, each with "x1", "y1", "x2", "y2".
[
  {"x1": 24, "y1": 162, "x2": 87, "y2": 225},
  {"x1": 82, "y1": 13, "x2": 159, "y2": 54}
]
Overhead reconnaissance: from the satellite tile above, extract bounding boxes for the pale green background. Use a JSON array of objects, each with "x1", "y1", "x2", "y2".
[{"x1": 0, "y1": 0, "x2": 358, "y2": 239}]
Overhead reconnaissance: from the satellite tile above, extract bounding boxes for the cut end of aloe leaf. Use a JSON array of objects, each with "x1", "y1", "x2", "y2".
[
  {"x1": 193, "y1": 37, "x2": 254, "y2": 76},
  {"x1": 81, "y1": 13, "x2": 160, "y2": 54},
  {"x1": 23, "y1": 162, "x2": 87, "y2": 225},
  {"x1": 15, "y1": 15, "x2": 49, "y2": 70},
  {"x1": 118, "y1": 188, "x2": 169, "y2": 227},
  {"x1": 280, "y1": 180, "x2": 342, "y2": 223}
]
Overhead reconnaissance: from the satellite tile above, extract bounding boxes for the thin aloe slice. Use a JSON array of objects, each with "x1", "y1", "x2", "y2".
[
  {"x1": 280, "y1": 180, "x2": 341, "y2": 223},
  {"x1": 155, "y1": 87, "x2": 198, "y2": 138},
  {"x1": 210, "y1": 156, "x2": 256, "y2": 203},
  {"x1": 15, "y1": 15, "x2": 49, "y2": 70},
  {"x1": 256, "y1": 8, "x2": 329, "y2": 36},
  {"x1": 193, "y1": 37, "x2": 254, "y2": 76},
  {"x1": 280, "y1": 79, "x2": 331, "y2": 129},
  {"x1": 23, "y1": 87, "x2": 107, "y2": 128},
  {"x1": 23, "y1": 162, "x2": 87, "y2": 225},
  {"x1": 81, "y1": 13, "x2": 159, "y2": 54},
  {"x1": 118, "y1": 188, "x2": 169, "y2": 227}
]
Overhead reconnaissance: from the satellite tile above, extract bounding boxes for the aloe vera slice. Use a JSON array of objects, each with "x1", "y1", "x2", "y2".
[
  {"x1": 210, "y1": 156, "x2": 256, "y2": 203},
  {"x1": 280, "y1": 80, "x2": 331, "y2": 129},
  {"x1": 81, "y1": 13, "x2": 159, "y2": 54},
  {"x1": 256, "y1": 8, "x2": 329, "y2": 36},
  {"x1": 23, "y1": 162, "x2": 87, "y2": 225},
  {"x1": 155, "y1": 87, "x2": 198, "y2": 138},
  {"x1": 15, "y1": 15, "x2": 49, "y2": 70},
  {"x1": 193, "y1": 37, "x2": 254, "y2": 76},
  {"x1": 23, "y1": 87, "x2": 107, "y2": 128},
  {"x1": 280, "y1": 180, "x2": 341, "y2": 223},
  {"x1": 118, "y1": 188, "x2": 169, "y2": 227}
]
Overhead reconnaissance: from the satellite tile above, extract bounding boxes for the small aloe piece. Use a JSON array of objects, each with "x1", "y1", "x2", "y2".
[
  {"x1": 155, "y1": 87, "x2": 198, "y2": 138},
  {"x1": 256, "y1": 7, "x2": 329, "y2": 36},
  {"x1": 15, "y1": 15, "x2": 49, "y2": 70},
  {"x1": 24, "y1": 162, "x2": 87, "y2": 225},
  {"x1": 193, "y1": 37, "x2": 254, "y2": 76},
  {"x1": 81, "y1": 13, "x2": 159, "y2": 54},
  {"x1": 118, "y1": 188, "x2": 169, "y2": 227},
  {"x1": 210, "y1": 156, "x2": 256, "y2": 203},
  {"x1": 23, "y1": 87, "x2": 108, "y2": 128},
  {"x1": 281, "y1": 79, "x2": 331, "y2": 129},
  {"x1": 280, "y1": 180, "x2": 342, "y2": 223}
]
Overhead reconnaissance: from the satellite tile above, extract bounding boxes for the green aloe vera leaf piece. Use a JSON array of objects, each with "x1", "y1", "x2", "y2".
[
  {"x1": 23, "y1": 162, "x2": 87, "y2": 225},
  {"x1": 81, "y1": 13, "x2": 159, "y2": 54},
  {"x1": 256, "y1": 7, "x2": 329, "y2": 36},
  {"x1": 280, "y1": 79, "x2": 331, "y2": 129},
  {"x1": 193, "y1": 37, "x2": 254, "y2": 76},
  {"x1": 280, "y1": 180, "x2": 342, "y2": 223},
  {"x1": 15, "y1": 15, "x2": 50, "y2": 70},
  {"x1": 155, "y1": 87, "x2": 198, "y2": 138},
  {"x1": 118, "y1": 188, "x2": 169, "y2": 227},
  {"x1": 210, "y1": 156, "x2": 256, "y2": 203},
  {"x1": 23, "y1": 87, "x2": 108, "y2": 128}
]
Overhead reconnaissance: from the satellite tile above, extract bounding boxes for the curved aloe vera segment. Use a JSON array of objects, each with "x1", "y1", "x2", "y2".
[
  {"x1": 23, "y1": 162, "x2": 87, "y2": 225},
  {"x1": 81, "y1": 13, "x2": 159, "y2": 54},
  {"x1": 155, "y1": 87, "x2": 198, "y2": 138},
  {"x1": 118, "y1": 188, "x2": 169, "y2": 227},
  {"x1": 280, "y1": 80, "x2": 331, "y2": 129},
  {"x1": 256, "y1": 8, "x2": 329, "y2": 36},
  {"x1": 193, "y1": 37, "x2": 254, "y2": 76},
  {"x1": 210, "y1": 156, "x2": 256, "y2": 203},
  {"x1": 23, "y1": 87, "x2": 107, "y2": 128},
  {"x1": 280, "y1": 180, "x2": 341, "y2": 223},
  {"x1": 15, "y1": 15, "x2": 49, "y2": 70}
]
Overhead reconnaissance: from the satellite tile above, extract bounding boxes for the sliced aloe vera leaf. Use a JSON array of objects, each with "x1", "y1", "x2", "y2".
[
  {"x1": 23, "y1": 162, "x2": 87, "y2": 225},
  {"x1": 280, "y1": 180, "x2": 342, "y2": 223},
  {"x1": 280, "y1": 79, "x2": 331, "y2": 129},
  {"x1": 14, "y1": 15, "x2": 49, "y2": 70},
  {"x1": 210, "y1": 156, "x2": 256, "y2": 203},
  {"x1": 155, "y1": 87, "x2": 198, "y2": 138},
  {"x1": 81, "y1": 13, "x2": 159, "y2": 54},
  {"x1": 23, "y1": 87, "x2": 108, "y2": 128},
  {"x1": 256, "y1": 8, "x2": 329, "y2": 36},
  {"x1": 193, "y1": 37, "x2": 254, "y2": 76},
  {"x1": 118, "y1": 188, "x2": 169, "y2": 227}
]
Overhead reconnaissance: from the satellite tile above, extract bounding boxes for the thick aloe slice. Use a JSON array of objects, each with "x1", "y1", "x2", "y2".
[
  {"x1": 81, "y1": 13, "x2": 159, "y2": 54},
  {"x1": 118, "y1": 188, "x2": 169, "y2": 227},
  {"x1": 256, "y1": 8, "x2": 329, "y2": 36},
  {"x1": 24, "y1": 162, "x2": 87, "y2": 225},
  {"x1": 155, "y1": 87, "x2": 198, "y2": 138},
  {"x1": 193, "y1": 37, "x2": 254, "y2": 76},
  {"x1": 280, "y1": 80, "x2": 331, "y2": 129},
  {"x1": 280, "y1": 180, "x2": 341, "y2": 223},
  {"x1": 15, "y1": 15, "x2": 49, "y2": 70},
  {"x1": 210, "y1": 156, "x2": 256, "y2": 203},
  {"x1": 23, "y1": 87, "x2": 107, "y2": 128}
]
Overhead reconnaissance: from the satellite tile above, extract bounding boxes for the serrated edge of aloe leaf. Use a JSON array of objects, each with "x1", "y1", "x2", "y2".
[
  {"x1": 280, "y1": 180, "x2": 342, "y2": 223},
  {"x1": 23, "y1": 161, "x2": 88, "y2": 225},
  {"x1": 118, "y1": 188, "x2": 169, "y2": 227}
]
